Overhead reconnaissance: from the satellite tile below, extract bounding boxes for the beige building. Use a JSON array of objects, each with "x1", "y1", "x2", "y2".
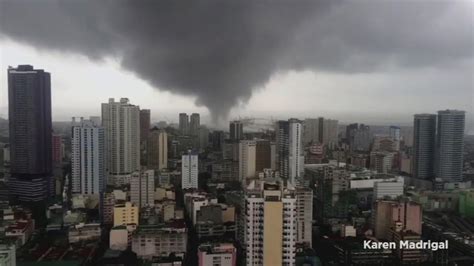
[
  {"x1": 113, "y1": 202, "x2": 139, "y2": 227},
  {"x1": 239, "y1": 140, "x2": 256, "y2": 184},
  {"x1": 148, "y1": 128, "x2": 168, "y2": 171},
  {"x1": 245, "y1": 181, "x2": 297, "y2": 266},
  {"x1": 109, "y1": 226, "x2": 129, "y2": 251}
]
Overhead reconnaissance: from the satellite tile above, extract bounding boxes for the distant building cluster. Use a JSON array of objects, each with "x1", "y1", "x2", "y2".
[{"x1": 0, "y1": 65, "x2": 472, "y2": 265}]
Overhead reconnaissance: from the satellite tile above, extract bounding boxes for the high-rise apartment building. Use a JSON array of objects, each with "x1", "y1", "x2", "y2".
[
  {"x1": 179, "y1": 113, "x2": 189, "y2": 135},
  {"x1": 189, "y1": 113, "x2": 200, "y2": 136},
  {"x1": 52, "y1": 134, "x2": 63, "y2": 165},
  {"x1": 230, "y1": 120, "x2": 244, "y2": 141},
  {"x1": 436, "y1": 110, "x2": 465, "y2": 182},
  {"x1": 389, "y1": 126, "x2": 401, "y2": 151},
  {"x1": 296, "y1": 187, "x2": 313, "y2": 246},
  {"x1": 245, "y1": 181, "x2": 297, "y2": 265},
  {"x1": 101, "y1": 98, "x2": 140, "y2": 181},
  {"x1": 303, "y1": 118, "x2": 320, "y2": 145},
  {"x1": 182, "y1": 150, "x2": 198, "y2": 189},
  {"x1": 238, "y1": 140, "x2": 256, "y2": 184},
  {"x1": 255, "y1": 139, "x2": 272, "y2": 172},
  {"x1": 321, "y1": 118, "x2": 338, "y2": 147},
  {"x1": 139, "y1": 109, "x2": 150, "y2": 143},
  {"x1": 276, "y1": 119, "x2": 304, "y2": 185},
  {"x1": 7, "y1": 65, "x2": 53, "y2": 202},
  {"x1": 71, "y1": 117, "x2": 106, "y2": 195},
  {"x1": 147, "y1": 128, "x2": 168, "y2": 171},
  {"x1": 412, "y1": 114, "x2": 436, "y2": 180},
  {"x1": 130, "y1": 170, "x2": 155, "y2": 208}
]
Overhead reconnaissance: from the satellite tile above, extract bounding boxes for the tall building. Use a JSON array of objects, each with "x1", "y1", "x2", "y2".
[
  {"x1": 412, "y1": 114, "x2": 436, "y2": 180},
  {"x1": 238, "y1": 140, "x2": 256, "y2": 184},
  {"x1": 52, "y1": 134, "x2": 63, "y2": 165},
  {"x1": 198, "y1": 126, "x2": 210, "y2": 151},
  {"x1": 245, "y1": 181, "x2": 297, "y2": 265},
  {"x1": 139, "y1": 109, "x2": 150, "y2": 166},
  {"x1": 8, "y1": 65, "x2": 53, "y2": 202},
  {"x1": 296, "y1": 187, "x2": 313, "y2": 246},
  {"x1": 320, "y1": 118, "x2": 338, "y2": 147},
  {"x1": 389, "y1": 126, "x2": 401, "y2": 151},
  {"x1": 189, "y1": 113, "x2": 200, "y2": 136},
  {"x1": 147, "y1": 128, "x2": 168, "y2": 171},
  {"x1": 130, "y1": 170, "x2": 155, "y2": 208},
  {"x1": 101, "y1": 98, "x2": 140, "y2": 181},
  {"x1": 182, "y1": 150, "x2": 198, "y2": 189},
  {"x1": 229, "y1": 120, "x2": 244, "y2": 141},
  {"x1": 179, "y1": 113, "x2": 189, "y2": 135},
  {"x1": 303, "y1": 118, "x2": 320, "y2": 145},
  {"x1": 71, "y1": 117, "x2": 106, "y2": 195},
  {"x1": 255, "y1": 139, "x2": 272, "y2": 172},
  {"x1": 139, "y1": 109, "x2": 151, "y2": 143},
  {"x1": 436, "y1": 110, "x2": 465, "y2": 182},
  {"x1": 276, "y1": 119, "x2": 304, "y2": 185}
]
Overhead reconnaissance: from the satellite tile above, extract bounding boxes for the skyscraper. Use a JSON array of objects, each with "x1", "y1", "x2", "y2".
[
  {"x1": 52, "y1": 134, "x2": 63, "y2": 165},
  {"x1": 229, "y1": 120, "x2": 244, "y2": 141},
  {"x1": 255, "y1": 139, "x2": 272, "y2": 172},
  {"x1": 238, "y1": 140, "x2": 256, "y2": 184},
  {"x1": 101, "y1": 98, "x2": 140, "y2": 184},
  {"x1": 139, "y1": 109, "x2": 151, "y2": 166},
  {"x1": 130, "y1": 169, "x2": 155, "y2": 208},
  {"x1": 71, "y1": 117, "x2": 106, "y2": 195},
  {"x1": 189, "y1": 113, "x2": 200, "y2": 136},
  {"x1": 389, "y1": 126, "x2": 401, "y2": 151},
  {"x1": 412, "y1": 114, "x2": 436, "y2": 180},
  {"x1": 182, "y1": 150, "x2": 198, "y2": 189},
  {"x1": 436, "y1": 110, "x2": 465, "y2": 182},
  {"x1": 139, "y1": 109, "x2": 151, "y2": 143},
  {"x1": 147, "y1": 128, "x2": 168, "y2": 171},
  {"x1": 8, "y1": 65, "x2": 52, "y2": 202},
  {"x1": 303, "y1": 118, "x2": 320, "y2": 145},
  {"x1": 179, "y1": 113, "x2": 189, "y2": 135},
  {"x1": 245, "y1": 181, "x2": 297, "y2": 265},
  {"x1": 276, "y1": 119, "x2": 304, "y2": 185}
]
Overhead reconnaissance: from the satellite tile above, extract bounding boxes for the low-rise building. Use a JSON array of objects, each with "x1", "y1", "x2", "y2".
[
  {"x1": 68, "y1": 223, "x2": 101, "y2": 243},
  {"x1": 131, "y1": 221, "x2": 187, "y2": 260},
  {"x1": 114, "y1": 202, "x2": 139, "y2": 227},
  {"x1": 197, "y1": 243, "x2": 236, "y2": 266}
]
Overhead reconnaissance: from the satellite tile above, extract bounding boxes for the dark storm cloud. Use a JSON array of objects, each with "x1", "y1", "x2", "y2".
[{"x1": 0, "y1": 0, "x2": 472, "y2": 121}]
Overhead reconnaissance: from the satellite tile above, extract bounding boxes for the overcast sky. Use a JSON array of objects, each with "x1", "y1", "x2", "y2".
[{"x1": 0, "y1": 0, "x2": 472, "y2": 132}]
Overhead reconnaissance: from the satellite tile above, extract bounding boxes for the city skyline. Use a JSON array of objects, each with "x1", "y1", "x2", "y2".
[{"x1": 0, "y1": 1, "x2": 472, "y2": 130}]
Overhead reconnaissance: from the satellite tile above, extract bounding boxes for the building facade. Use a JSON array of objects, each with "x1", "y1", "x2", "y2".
[
  {"x1": 412, "y1": 114, "x2": 436, "y2": 180},
  {"x1": 182, "y1": 151, "x2": 198, "y2": 189},
  {"x1": 436, "y1": 110, "x2": 465, "y2": 182},
  {"x1": 71, "y1": 117, "x2": 106, "y2": 195},
  {"x1": 130, "y1": 170, "x2": 155, "y2": 208},
  {"x1": 101, "y1": 98, "x2": 140, "y2": 181},
  {"x1": 8, "y1": 65, "x2": 53, "y2": 202}
]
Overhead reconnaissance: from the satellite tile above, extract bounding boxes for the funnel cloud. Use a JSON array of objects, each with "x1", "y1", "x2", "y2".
[{"x1": 0, "y1": 0, "x2": 472, "y2": 122}]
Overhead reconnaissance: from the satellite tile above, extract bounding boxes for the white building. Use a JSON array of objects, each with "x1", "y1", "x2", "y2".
[
  {"x1": 198, "y1": 243, "x2": 236, "y2": 266},
  {"x1": 239, "y1": 140, "x2": 256, "y2": 184},
  {"x1": 131, "y1": 224, "x2": 187, "y2": 260},
  {"x1": 373, "y1": 178, "x2": 404, "y2": 201},
  {"x1": 182, "y1": 151, "x2": 198, "y2": 189},
  {"x1": 245, "y1": 181, "x2": 297, "y2": 266},
  {"x1": 277, "y1": 119, "x2": 304, "y2": 185},
  {"x1": 101, "y1": 98, "x2": 140, "y2": 184},
  {"x1": 131, "y1": 170, "x2": 155, "y2": 208},
  {"x1": 71, "y1": 117, "x2": 106, "y2": 194}
]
